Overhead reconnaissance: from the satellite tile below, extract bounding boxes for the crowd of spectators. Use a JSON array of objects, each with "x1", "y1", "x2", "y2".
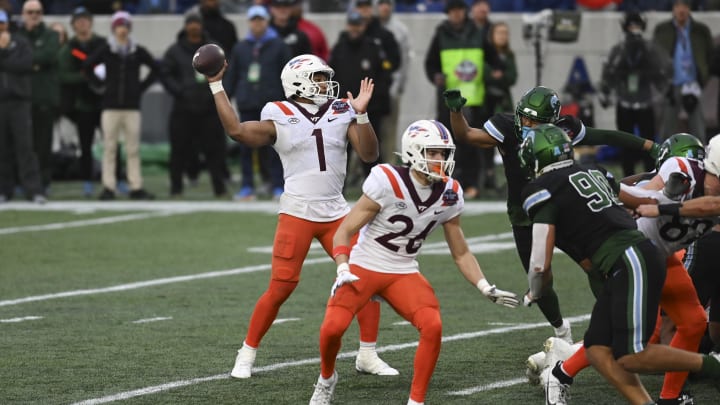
[
  {"x1": 2, "y1": 0, "x2": 720, "y2": 15},
  {"x1": 3, "y1": 0, "x2": 720, "y2": 202}
]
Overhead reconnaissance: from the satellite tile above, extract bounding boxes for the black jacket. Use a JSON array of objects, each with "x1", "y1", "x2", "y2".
[
  {"x1": 270, "y1": 17, "x2": 312, "y2": 57},
  {"x1": 161, "y1": 31, "x2": 216, "y2": 113},
  {"x1": 57, "y1": 33, "x2": 107, "y2": 112},
  {"x1": 0, "y1": 33, "x2": 32, "y2": 101},
  {"x1": 85, "y1": 38, "x2": 159, "y2": 110},
  {"x1": 329, "y1": 32, "x2": 391, "y2": 115},
  {"x1": 199, "y1": 7, "x2": 238, "y2": 56}
]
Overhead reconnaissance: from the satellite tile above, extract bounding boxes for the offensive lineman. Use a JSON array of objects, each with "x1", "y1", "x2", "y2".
[{"x1": 204, "y1": 54, "x2": 397, "y2": 379}]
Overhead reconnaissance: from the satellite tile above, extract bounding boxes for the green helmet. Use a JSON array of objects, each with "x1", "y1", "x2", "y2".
[
  {"x1": 518, "y1": 123, "x2": 574, "y2": 177},
  {"x1": 514, "y1": 86, "x2": 562, "y2": 136},
  {"x1": 656, "y1": 133, "x2": 705, "y2": 170}
]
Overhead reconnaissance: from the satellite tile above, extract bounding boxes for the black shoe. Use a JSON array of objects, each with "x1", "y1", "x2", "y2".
[
  {"x1": 129, "y1": 189, "x2": 155, "y2": 200},
  {"x1": 656, "y1": 391, "x2": 694, "y2": 405},
  {"x1": 98, "y1": 188, "x2": 115, "y2": 200}
]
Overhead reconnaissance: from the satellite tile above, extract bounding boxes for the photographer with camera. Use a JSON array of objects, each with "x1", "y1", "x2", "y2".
[{"x1": 600, "y1": 11, "x2": 672, "y2": 177}]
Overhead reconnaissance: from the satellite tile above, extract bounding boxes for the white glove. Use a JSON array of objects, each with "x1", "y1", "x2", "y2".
[
  {"x1": 330, "y1": 263, "x2": 359, "y2": 297},
  {"x1": 477, "y1": 279, "x2": 519, "y2": 308}
]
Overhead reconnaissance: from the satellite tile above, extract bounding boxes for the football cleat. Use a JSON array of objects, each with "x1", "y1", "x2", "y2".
[
  {"x1": 355, "y1": 350, "x2": 399, "y2": 376},
  {"x1": 230, "y1": 345, "x2": 256, "y2": 379},
  {"x1": 309, "y1": 370, "x2": 337, "y2": 405},
  {"x1": 543, "y1": 365, "x2": 571, "y2": 405},
  {"x1": 526, "y1": 350, "x2": 547, "y2": 386},
  {"x1": 544, "y1": 337, "x2": 580, "y2": 369},
  {"x1": 656, "y1": 391, "x2": 695, "y2": 405},
  {"x1": 553, "y1": 319, "x2": 573, "y2": 344}
]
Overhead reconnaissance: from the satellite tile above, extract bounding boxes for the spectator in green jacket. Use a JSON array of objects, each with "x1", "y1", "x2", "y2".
[{"x1": 16, "y1": 0, "x2": 60, "y2": 191}]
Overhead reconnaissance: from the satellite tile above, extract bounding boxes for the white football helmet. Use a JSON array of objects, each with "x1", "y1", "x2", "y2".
[
  {"x1": 704, "y1": 135, "x2": 720, "y2": 177},
  {"x1": 400, "y1": 120, "x2": 456, "y2": 182},
  {"x1": 280, "y1": 54, "x2": 339, "y2": 106}
]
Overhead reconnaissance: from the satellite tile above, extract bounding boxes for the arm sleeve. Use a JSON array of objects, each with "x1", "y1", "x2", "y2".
[
  {"x1": 138, "y1": 47, "x2": 159, "y2": 93},
  {"x1": 362, "y1": 166, "x2": 392, "y2": 210},
  {"x1": 159, "y1": 49, "x2": 181, "y2": 97},
  {"x1": 423, "y1": 32, "x2": 441, "y2": 83},
  {"x1": 580, "y1": 127, "x2": 646, "y2": 151}
]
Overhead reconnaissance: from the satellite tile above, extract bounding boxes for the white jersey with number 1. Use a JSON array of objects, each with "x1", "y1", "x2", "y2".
[{"x1": 260, "y1": 99, "x2": 357, "y2": 222}]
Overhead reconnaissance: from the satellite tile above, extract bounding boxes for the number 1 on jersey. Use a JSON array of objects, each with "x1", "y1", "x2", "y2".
[{"x1": 311, "y1": 129, "x2": 327, "y2": 172}]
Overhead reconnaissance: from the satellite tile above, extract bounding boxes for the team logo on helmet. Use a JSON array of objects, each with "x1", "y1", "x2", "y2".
[{"x1": 288, "y1": 57, "x2": 314, "y2": 69}]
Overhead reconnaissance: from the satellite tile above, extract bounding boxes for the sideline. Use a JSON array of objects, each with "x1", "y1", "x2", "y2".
[{"x1": 71, "y1": 314, "x2": 591, "y2": 404}]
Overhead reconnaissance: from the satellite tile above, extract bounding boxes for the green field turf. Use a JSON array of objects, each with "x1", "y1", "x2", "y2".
[{"x1": 1, "y1": 200, "x2": 717, "y2": 404}]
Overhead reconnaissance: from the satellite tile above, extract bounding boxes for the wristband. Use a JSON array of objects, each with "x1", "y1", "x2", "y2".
[
  {"x1": 658, "y1": 203, "x2": 682, "y2": 216},
  {"x1": 209, "y1": 81, "x2": 224, "y2": 95},
  {"x1": 355, "y1": 112, "x2": 370, "y2": 124},
  {"x1": 336, "y1": 262, "x2": 350, "y2": 275},
  {"x1": 476, "y1": 278, "x2": 491, "y2": 292},
  {"x1": 332, "y1": 245, "x2": 351, "y2": 259}
]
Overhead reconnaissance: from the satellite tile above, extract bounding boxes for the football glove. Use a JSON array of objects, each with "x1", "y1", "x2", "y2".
[
  {"x1": 331, "y1": 263, "x2": 359, "y2": 297},
  {"x1": 477, "y1": 279, "x2": 519, "y2": 308},
  {"x1": 443, "y1": 89, "x2": 467, "y2": 113},
  {"x1": 553, "y1": 115, "x2": 581, "y2": 140}
]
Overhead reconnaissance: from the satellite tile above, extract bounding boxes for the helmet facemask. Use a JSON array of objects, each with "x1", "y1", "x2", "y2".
[{"x1": 514, "y1": 86, "x2": 562, "y2": 139}]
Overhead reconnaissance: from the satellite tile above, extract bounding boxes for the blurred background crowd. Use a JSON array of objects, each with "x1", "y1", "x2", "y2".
[{"x1": 2, "y1": 0, "x2": 720, "y2": 202}]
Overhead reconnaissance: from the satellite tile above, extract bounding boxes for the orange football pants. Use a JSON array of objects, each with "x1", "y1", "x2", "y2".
[
  {"x1": 319, "y1": 265, "x2": 442, "y2": 403},
  {"x1": 562, "y1": 251, "x2": 706, "y2": 400},
  {"x1": 244, "y1": 214, "x2": 380, "y2": 348}
]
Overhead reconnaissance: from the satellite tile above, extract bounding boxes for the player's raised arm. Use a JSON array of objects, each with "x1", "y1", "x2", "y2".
[
  {"x1": 443, "y1": 89, "x2": 498, "y2": 148},
  {"x1": 204, "y1": 61, "x2": 276, "y2": 148},
  {"x1": 347, "y1": 77, "x2": 379, "y2": 163}
]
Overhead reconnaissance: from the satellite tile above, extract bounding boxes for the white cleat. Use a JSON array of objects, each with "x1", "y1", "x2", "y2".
[
  {"x1": 543, "y1": 366, "x2": 570, "y2": 405},
  {"x1": 355, "y1": 350, "x2": 399, "y2": 376},
  {"x1": 543, "y1": 337, "x2": 580, "y2": 369},
  {"x1": 230, "y1": 346, "x2": 256, "y2": 379},
  {"x1": 309, "y1": 370, "x2": 338, "y2": 405},
  {"x1": 526, "y1": 350, "x2": 547, "y2": 386},
  {"x1": 553, "y1": 319, "x2": 573, "y2": 344}
]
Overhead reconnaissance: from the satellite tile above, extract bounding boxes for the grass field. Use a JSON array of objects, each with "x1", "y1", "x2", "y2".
[{"x1": 1, "y1": 182, "x2": 718, "y2": 404}]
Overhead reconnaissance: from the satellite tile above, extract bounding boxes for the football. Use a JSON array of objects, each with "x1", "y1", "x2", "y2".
[{"x1": 192, "y1": 44, "x2": 226, "y2": 77}]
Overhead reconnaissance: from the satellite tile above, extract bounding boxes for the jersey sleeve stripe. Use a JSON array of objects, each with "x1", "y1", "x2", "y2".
[
  {"x1": 675, "y1": 157, "x2": 689, "y2": 175},
  {"x1": 273, "y1": 101, "x2": 294, "y2": 116},
  {"x1": 379, "y1": 165, "x2": 404, "y2": 199},
  {"x1": 451, "y1": 179, "x2": 459, "y2": 193},
  {"x1": 483, "y1": 120, "x2": 504, "y2": 143},
  {"x1": 522, "y1": 189, "x2": 551, "y2": 214},
  {"x1": 571, "y1": 123, "x2": 587, "y2": 145}
]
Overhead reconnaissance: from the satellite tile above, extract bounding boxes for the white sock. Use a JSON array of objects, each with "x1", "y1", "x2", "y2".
[
  {"x1": 358, "y1": 341, "x2": 376, "y2": 352},
  {"x1": 407, "y1": 399, "x2": 424, "y2": 405},
  {"x1": 319, "y1": 372, "x2": 335, "y2": 384},
  {"x1": 242, "y1": 341, "x2": 257, "y2": 351}
]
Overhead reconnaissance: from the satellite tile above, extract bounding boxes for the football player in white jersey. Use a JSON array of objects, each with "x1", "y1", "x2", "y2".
[
  {"x1": 204, "y1": 54, "x2": 397, "y2": 379},
  {"x1": 309, "y1": 120, "x2": 519, "y2": 405}
]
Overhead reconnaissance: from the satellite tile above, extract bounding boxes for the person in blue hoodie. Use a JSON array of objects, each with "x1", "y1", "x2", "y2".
[{"x1": 224, "y1": 5, "x2": 291, "y2": 201}]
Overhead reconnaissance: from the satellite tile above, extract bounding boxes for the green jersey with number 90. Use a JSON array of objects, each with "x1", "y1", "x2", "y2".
[{"x1": 521, "y1": 163, "x2": 645, "y2": 275}]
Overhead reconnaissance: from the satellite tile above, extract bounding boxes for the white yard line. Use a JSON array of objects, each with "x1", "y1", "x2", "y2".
[
  {"x1": 272, "y1": 318, "x2": 301, "y2": 324},
  {"x1": 0, "y1": 316, "x2": 43, "y2": 323},
  {"x1": 0, "y1": 257, "x2": 332, "y2": 307},
  {"x1": 0, "y1": 211, "x2": 180, "y2": 235},
  {"x1": 131, "y1": 317, "x2": 173, "y2": 324},
  {"x1": 71, "y1": 314, "x2": 591, "y2": 405},
  {"x1": 446, "y1": 377, "x2": 528, "y2": 396}
]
